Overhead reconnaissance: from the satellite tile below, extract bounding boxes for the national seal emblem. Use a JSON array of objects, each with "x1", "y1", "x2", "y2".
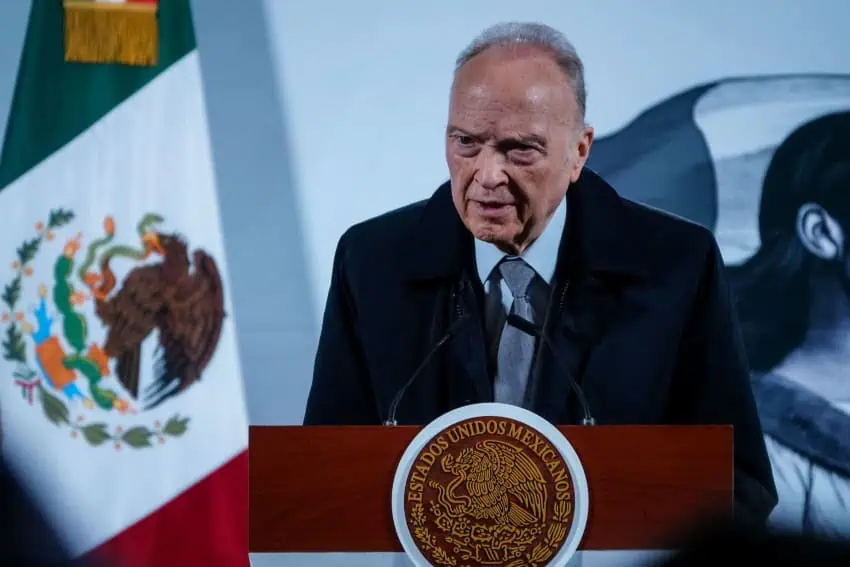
[{"x1": 392, "y1": 403, "x2": 589, "y2": 567}]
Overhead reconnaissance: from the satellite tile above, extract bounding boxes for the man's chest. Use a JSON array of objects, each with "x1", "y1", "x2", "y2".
[{"x1": 363, "y1": 276, "x2": 693, "y2": 425}]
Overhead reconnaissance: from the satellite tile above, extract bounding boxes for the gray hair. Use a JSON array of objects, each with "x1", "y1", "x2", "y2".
[{"x1": 455, "y1": 22, "x2": 587, "y2": 121}]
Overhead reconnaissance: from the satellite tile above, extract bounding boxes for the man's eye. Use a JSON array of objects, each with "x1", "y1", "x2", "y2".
[
  {"x1": 508, "y1": 147, "x2": 538, "y2": 161},
  {"x1": 456, "y1": 135, "x2": 474, "y2": 146}
]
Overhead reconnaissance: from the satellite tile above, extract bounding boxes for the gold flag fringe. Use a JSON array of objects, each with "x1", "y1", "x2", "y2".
[{"x1": 63, "y1": 2, "x2": 158, "y2": 67}]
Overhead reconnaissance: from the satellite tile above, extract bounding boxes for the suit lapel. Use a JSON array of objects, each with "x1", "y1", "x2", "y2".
[
  {"x1": 530, "y1": 274, "x2": 624, "y2": 422},
  {"x1": 446, "y1": 277, "x2": 493, "y2": 403},
  {"x1": 399, "y1": 183, "x2": 492, "y2": 408},
  {"x1": 527, "y1": 280, "x2": 576, "y2": 422},
  {"x1": 528, "y1": 169, "x2": 649, "y2": 424}
]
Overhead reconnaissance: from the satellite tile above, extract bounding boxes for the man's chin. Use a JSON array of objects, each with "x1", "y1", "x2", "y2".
[
  {"x1": 472, "y1": 228, "x2": 515, "y2": 249},
  {"x1": 466, "y1": 217, "x2": 521, "y2": 247}
]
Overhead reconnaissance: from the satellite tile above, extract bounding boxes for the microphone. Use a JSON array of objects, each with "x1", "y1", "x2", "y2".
[
  {"x1": 384, "y1": 314, "x2": 471, "y2": 426},
  {"x1": 507, "y1": 313, "x2": 596, "y2": 426}
]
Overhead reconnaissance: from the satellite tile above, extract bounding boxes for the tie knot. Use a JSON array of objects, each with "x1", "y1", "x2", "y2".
[{"x1": 497, "y1": 257, "x2": 536, "y2": 298}]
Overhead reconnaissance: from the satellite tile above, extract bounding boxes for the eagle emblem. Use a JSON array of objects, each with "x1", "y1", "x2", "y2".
[
  {"x1": 1, "y1": 209, "x2": 226, "y2": 450},
  {"x1": 437, "y1": 440, "x2": 547, "y2": 528},
  {"x1": 403, "y1": 417, "x2": 576, "y2": 567}
]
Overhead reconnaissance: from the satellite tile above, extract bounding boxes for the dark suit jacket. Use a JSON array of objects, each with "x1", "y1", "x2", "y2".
[{"x1": 303, "y1": 168, "x2": 778, "y2": 524}]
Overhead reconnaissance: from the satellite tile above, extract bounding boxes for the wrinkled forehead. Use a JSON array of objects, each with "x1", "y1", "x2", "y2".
[
  {"x1": 453, "y1": 82, "x2": 565, "y2": 113},
  {"x1": 449, "y1": 58, "x2": 575, "y2": 135}
]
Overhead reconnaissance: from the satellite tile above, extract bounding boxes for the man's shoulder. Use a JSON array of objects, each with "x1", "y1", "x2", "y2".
[
  {"x1": 621, "y1": 195, "x2": 714, "y2": 245},
  {"x1": 580, "y1": 168, "x2": 717, "y2": 270},
  {"x1": 333, "y1": 196, "x2": 432, "y2": 273},
  {"x1": 340, "y1": 198, "x2": 427, "y2": 249},
  {"x1": 347, "y1": 198, "x2": 428, "y2": 239},
  {"x1": 618, "y1": 194, "x2": 718, "y2": 270}
]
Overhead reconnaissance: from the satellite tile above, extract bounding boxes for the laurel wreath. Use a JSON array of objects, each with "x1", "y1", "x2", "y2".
[
  {"x1": 524, "y1": 499, "x2": 572, "y2": 566},
  {"x1": 410, "y1": 490, "x2": 572, "y2": 566},
  {"x1": 410, "y1": 502, "x2": 457, "y2": 567},
  {"x1": 1, "y1": 209, "x2": 189, "y2": 449}
]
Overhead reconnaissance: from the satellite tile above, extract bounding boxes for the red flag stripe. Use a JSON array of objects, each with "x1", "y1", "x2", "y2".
[{"x1": 87, "y1": 450, "x2": 248, "y2": 567}]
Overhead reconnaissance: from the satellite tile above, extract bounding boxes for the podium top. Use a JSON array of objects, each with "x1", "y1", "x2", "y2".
[{"x1": 249, "y1": 425, "x2": 733, "y2": 553}]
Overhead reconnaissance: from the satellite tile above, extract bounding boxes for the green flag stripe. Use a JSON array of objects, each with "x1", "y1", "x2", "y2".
[{"x1": 0, "y1": 0, "x2": 196, "y2": 191}]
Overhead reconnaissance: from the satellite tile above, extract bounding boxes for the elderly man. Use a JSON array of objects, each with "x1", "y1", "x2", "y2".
[{"x1": 303, "y1": 22, "x2": 777, "y2": 524}]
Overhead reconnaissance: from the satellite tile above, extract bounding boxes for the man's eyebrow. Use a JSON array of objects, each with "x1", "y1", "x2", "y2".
[
  {"x1": 446, "y1": 126, "x2": 481, "y2": 138},
  {"x1": 514, "y1": 133, "x2": 547, "y2": 146},
  {"x1": 445, "y1": 128, "x2": 548, "y2": 149},
  {"x1": 493, "y1": 133, "x2": 548, "y2": 148}
]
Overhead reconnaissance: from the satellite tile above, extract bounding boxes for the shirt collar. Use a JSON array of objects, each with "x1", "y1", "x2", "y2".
[{"x1": 474, "y1": 196, "x2": 567, "y2": 285}]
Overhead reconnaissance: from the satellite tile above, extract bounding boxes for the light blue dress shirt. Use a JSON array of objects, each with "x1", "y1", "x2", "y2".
[{"x1": 473, "y1": 197, "x2": 567, "y2": 306}]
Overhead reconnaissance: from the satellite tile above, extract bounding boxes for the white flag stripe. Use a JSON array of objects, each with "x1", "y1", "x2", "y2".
[{"x1": 0, "y1": 51, "x2": 247, "y2": 556}]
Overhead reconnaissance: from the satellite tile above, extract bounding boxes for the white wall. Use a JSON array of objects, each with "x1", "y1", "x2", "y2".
[{"x1": 265, "y1": 0, "x2": 850, "y2": 341}]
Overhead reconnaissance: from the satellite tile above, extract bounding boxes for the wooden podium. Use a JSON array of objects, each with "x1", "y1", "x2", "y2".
[{"x1": 249, "y1": 425, "x2": 733, "y2": 554}]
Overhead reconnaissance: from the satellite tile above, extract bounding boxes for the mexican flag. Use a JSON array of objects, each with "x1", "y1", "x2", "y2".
[{"x1": 0, "y1": 2, "x2": 249, "y2": 566}]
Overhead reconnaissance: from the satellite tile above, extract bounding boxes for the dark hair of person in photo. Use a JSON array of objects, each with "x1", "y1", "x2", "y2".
[{"x1": 727, "y1": 111, "x2": 850, "y2": 372}]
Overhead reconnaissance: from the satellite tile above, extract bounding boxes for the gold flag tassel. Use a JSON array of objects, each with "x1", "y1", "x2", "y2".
[{"x1": 63, "y1": 1, "x2": 158, "y2": 67}]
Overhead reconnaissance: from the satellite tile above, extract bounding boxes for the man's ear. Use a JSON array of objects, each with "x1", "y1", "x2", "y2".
[
  {"x1": 569, "y1": 124, "x2": 594, "y2": 183},
  {"x1": 796, "y1": 202, "x2": 845, "y2": 260}
]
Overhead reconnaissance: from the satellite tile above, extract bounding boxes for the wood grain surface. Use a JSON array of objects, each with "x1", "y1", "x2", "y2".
[{"x1": 249, "y1": 425, "x2": 732, "y2": 552}]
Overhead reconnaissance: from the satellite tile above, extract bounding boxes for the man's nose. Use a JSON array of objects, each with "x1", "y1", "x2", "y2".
[{"x1": 474, "y1": 149, "x2": 508, "y2": 190}]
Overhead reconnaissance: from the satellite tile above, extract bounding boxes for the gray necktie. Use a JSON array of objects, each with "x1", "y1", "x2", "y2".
[{"x1": 494, "y1": 258, "x2": 538, "y2": 406}]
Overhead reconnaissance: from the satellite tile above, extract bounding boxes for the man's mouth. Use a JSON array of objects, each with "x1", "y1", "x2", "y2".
[{"x1": 474, "y1": 200, "x2": 514, "y2": 216}]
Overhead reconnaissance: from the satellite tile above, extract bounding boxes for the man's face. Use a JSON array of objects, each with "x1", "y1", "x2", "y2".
[{"x1": 446, "y1": 45, "x2": 593, "y2": 254}]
